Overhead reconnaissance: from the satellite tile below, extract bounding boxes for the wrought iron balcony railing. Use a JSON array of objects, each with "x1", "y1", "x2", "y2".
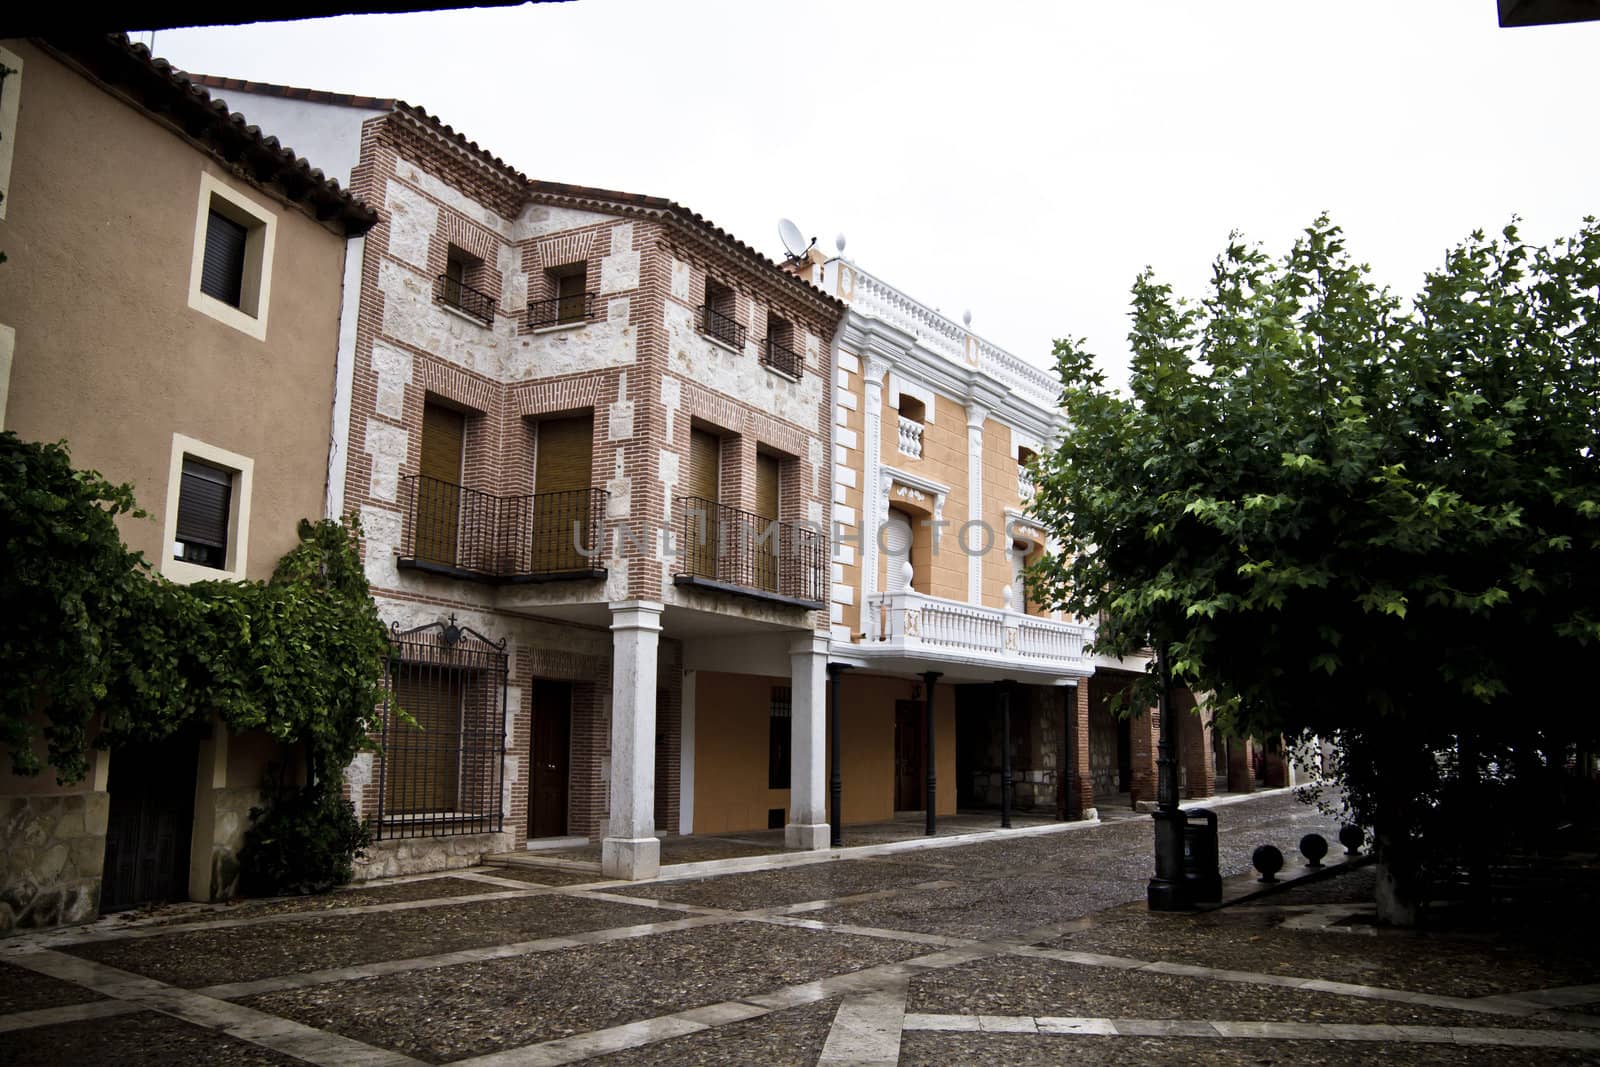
[
  {"x1": 671, "y1": 496, "x2": 826, "y2": 609},
  {"x1": 696, "y1": 304, "x2": 747, "y2": 349},
  {"x1": 398, "y1": 474, "x2": 607, "y2": 583},
  {"x1": 763, "y1": 337, "x2": 803, "y2": 378},
  {"x1": 526, "y1": 291, "x2": 600, "y2": 330},
  {"x1": 436, "y1": 275, "x2": 496, "y2": 325}
]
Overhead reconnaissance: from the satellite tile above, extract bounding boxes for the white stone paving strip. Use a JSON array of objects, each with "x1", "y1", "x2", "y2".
[
  {"x1": 901, "y1": 1013, "x2": 1600, "y2": 1049},
  {"x1": 5, "y1": 948, "x2": 423, "y2": 1065},
  {"x1": 816, "y1": 981, "x2": 908, "y2": 1067},
  {"x1": 0, "y1": 997, "x2": 141, "y2": 1032}
]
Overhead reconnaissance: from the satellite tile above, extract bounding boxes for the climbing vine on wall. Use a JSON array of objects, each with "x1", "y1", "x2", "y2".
[{"x1": 0, "y1": 431, "x2": 389, "y2": 787}]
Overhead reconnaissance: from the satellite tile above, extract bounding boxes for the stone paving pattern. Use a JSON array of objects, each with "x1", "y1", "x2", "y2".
[{"x1": 3, "y1": 792, "x2": 1597, "y2": 1066}]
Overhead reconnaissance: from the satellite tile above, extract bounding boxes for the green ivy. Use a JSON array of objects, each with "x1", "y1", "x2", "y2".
[{"x1": 1, "y1": 432, "x2": 390, "y2": 795}]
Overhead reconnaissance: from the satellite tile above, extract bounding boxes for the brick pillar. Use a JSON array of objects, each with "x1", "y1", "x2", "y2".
[
  {"x1": 1262, "y1": 737, "x2": 1289, "y2": 788},
  {"x1": 1226, "y1": 737, "x2": 1255, "y2": 794},
  {"x1": 1128, "y1": 704, "x2": 1160, "y2": 807},
  {"x1": 1180, "y1": 699, "x2": 1216, "y2": 800},
  {"x1": 1063, "y1": 681, "x2": 1094, "y2": 819}
]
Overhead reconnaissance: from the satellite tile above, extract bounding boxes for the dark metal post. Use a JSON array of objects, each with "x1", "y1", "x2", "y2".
[
  {"x1": 828, "y1": 663, "x2": 851, "y2": 848},
  {"x1": 999, "y1": 681, "x2": 1013, "y2": 829},
  {"x1": 1059, "y1": 684, "x2": 1073, "y2": 821},
  {"x1": 1148, "y1": 647, "x2": 1188, "y2": 910},
  {"x1": 923, "y1": 671, "x2": 942, "y2": 835}
]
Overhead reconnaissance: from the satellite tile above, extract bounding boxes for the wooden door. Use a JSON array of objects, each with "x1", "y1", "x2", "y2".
[
  {"x1": 529, "y1": 680, "x2": 571, "y2": 839},
  {"x1": 417, "y1": 402, "x2": 465, "y2": 565},
  {"x1": 755, "y1": 452, "x2": 780, "y2": 591},
  {"x1": 894, "y1": 699, "x2": 924, "y2": 811},
  {"x1": 533, "y1": 414, "x2": 593, "y2": 573},
  {"x1": 101, "y1": 737, "x2": 197, "y2": 913},
  {"x1": 386, "y1": 669, "x2": 462, "y2": 814},
  {"x1": 684, "y1": 428, "x2": 720, "y2": 576}
]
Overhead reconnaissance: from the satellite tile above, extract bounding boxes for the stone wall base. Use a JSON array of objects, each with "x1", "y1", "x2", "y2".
[
  {"x1": 2, "y1": 793, "x2": 109, "y2": 932},
  {"x1": 351, "y1": 831, "x2": 516, "y2": 881}
]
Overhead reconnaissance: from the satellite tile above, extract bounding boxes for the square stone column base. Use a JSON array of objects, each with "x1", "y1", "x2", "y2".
[
  {"x1": 601, "y1": 836, "x2": 661, "y2": 880},
  {"x1": 785, "y1": 822, "x2": 830, "y2": 851}
]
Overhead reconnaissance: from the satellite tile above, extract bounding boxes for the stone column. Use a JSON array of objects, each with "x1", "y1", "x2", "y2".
[
  {"x1": 860, "y1": 357, "x2": 888, "y2": 605},
  {"x1": 602, "y1": 600, "x2": 663, "y2": 880},
  {"x1": 678, "y1": 669, "x2": 696, "y2": 835},
  {"x1": 786, "y1": 633, "x2": 830, "y2": 850}
]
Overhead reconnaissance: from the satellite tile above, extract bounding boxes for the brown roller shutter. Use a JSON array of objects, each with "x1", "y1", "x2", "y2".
[
  {"x1": 416, "y1": 402, "x2": 464, "y2": 565},
  {"x1": 684, "y1": 429, "x2": 721, "y2": 578},
  {"x1": 755, "y1": 453, "x2": 781, "y2": 591},
  {"x1": 687, "y1": 429, "x2": 720, "y2": 504},
  {"x1": 534, "y1": 414, "x2": 594, "y2": 573},
  {"x1": 386, "y1": 670, "x2": 462, "y2": 814},
  {"x1": 535, "y1": 414, "x2": 593, "y2": 492}
]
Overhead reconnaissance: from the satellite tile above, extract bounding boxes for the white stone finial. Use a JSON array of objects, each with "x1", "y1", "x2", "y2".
[
  {"x1": 836, "y1": 233, "x2": 847, "y2": 254},
  {"x1": 900, "y1": 559, "x2": 914, "y2": 589},
  {"x1": 963, "y1": 309, "x2": 972, "y2": 328},
  {"x1": 1003, "y1": 583, "x2": 1016, "y2": 611}
]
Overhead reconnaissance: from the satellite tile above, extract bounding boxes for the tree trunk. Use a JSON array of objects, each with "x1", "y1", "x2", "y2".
[{"x1": 1374, "y1": 828, "x2": 1420, "y2": 927}]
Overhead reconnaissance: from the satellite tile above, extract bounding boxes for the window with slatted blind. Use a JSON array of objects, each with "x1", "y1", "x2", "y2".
[
  {"x1": 200, "y1": 211, "x2": 248, "y2": 307},
  {"x1": 175, "y1": 460, "x2": 233, "y2": 569},
  {"x1": 162, "y1": 434, "x2": 254, "y2": 584},
  {"x1": 187, "y1": 173, "x2": 276, "y2": 340}
]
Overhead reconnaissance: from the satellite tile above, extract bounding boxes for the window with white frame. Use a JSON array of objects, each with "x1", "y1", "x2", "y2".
[
  {"x1": 162, "y1": 434, "x2": 254, "y2": 584},
  {"x1": 187, "y1": 172, "x2": 277, "y2": 340},
  {"x1": 0, "y1": 45, "x2": 22, "y2": 221}
]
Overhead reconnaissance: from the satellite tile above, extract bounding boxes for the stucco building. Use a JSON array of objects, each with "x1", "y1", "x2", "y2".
[{"x1": 0, "y1": 36, "x2": 374, "y2": 926}]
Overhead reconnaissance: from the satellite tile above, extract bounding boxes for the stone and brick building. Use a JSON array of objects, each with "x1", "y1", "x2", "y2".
[
  {"x1": 194, "y1": 79, "x2": 845, "y2": 879},
  {"x1": 0, "y1": 36, "x2": 373, "y2": 927}
]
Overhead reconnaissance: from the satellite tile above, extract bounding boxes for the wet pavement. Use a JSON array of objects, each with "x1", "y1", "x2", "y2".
[{"x1": 5, "y1": 790, "x2": 1597, "y2": 1065}]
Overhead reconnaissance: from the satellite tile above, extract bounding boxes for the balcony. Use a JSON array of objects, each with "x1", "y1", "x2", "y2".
[
  {"x1": 436, "y1": 275, "x2": 496, "y2": 325},
  {"x1": 897, "y1": 416, "x2": 924, "y2": 459},
  {"x1": 762, "y1": 337, "x2": 803, "y2": 379},
  {"x1": 527, "y1": 292, "x2": 599, "y2": 330},
  {"x1": 862, "y1": 590, "x2": 1092, "y2": 674},
  {"x1": 397, "y1": 475, "x2": 607, "y2": 584},
  {"x1": 697, "y1": 304, "x2": 747, "y2": 349},
  {"x1": 1018, "y1": 463, "x2": 1036, "y2": 500},
  {"x1": 670, "y1": 496, "x2": 827, "y2": 610}
]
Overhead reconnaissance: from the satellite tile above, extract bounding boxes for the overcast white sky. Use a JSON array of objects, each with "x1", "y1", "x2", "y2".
[{"x1": 147, "y1": 1, "x2": 1598, "y2": 391}]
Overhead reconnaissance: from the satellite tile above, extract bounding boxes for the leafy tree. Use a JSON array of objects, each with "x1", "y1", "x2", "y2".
[{"x1": 1029, "y1": 217, "x2": 1600, "y2": 922}]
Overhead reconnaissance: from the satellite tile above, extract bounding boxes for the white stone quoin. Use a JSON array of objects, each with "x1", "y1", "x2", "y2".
[
  {"x1": 786, "y1": 632, "x2": 830, "y2": 850},
  {"x1": 602, "y1": 600, "x2": 664, "y2": 879}
]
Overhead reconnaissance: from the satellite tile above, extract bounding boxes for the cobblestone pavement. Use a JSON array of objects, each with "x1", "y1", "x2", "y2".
[{"x1": 4, "y1": 792, "x2": 1598, "y2": 1065}]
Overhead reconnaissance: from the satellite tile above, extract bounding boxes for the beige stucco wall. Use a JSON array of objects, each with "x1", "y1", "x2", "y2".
[
  {"x1": 0, "y1": 40, "x2": 348, "y2": 578},
  {"x1": 831, "y1": 673, "x2": 957, "y2": 825},
  {"x1": 692, "y1": 671, "x2": 793, "y2": 835}
]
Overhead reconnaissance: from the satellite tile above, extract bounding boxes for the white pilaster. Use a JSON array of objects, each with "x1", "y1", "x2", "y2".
[
  {"x1": 602, "y1": 600, "x2": 663, "y2": 879},
  {"x1": 861, "y1": 356, "x2": 888, "y2": 605},
  {"x1": 679, "y1": 669, "x2": 696, "y2": 836},
  {"x1": 965, "y1": 402, "x2": 987, "y2": 605},
  {"x1": 786, "y1": 632, "x2": 830, "y2": 850}
]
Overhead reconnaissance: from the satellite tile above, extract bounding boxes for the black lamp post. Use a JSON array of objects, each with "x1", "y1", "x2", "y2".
[
  {"x1": 1147, "y1": 647, "x2": 1188, "y2": 910},
  {"x1": 827, "y1": 663, "x2": 851, "y2": 848}
]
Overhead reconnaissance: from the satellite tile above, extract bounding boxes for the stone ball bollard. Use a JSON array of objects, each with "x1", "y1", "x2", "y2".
[
  {"x1": 1252, "y1": 844, "x2": 1284, "y2": 883},
  {"x1": 1299, "y1": 833, "x2": 1328, "y2": 868},
  {"x1": 1338, "y1": 824, "x2": 1364, "y2": 856}
]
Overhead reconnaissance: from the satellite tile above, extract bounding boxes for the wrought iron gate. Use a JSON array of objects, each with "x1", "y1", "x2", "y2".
[{"x1": 376, "y1": 617, "x2": 508, "y2": 840}]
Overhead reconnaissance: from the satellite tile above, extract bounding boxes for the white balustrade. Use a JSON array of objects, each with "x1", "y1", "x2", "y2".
[
  {"x1": 1017, "y1": 463, "x2": 1036, "y2": 500},
  {"x1": 862, "y1": 589, "x2": 1091, "y2": 672},
  {"x1": 897, "y1": 415, "x2": 924, "y2": 458}
]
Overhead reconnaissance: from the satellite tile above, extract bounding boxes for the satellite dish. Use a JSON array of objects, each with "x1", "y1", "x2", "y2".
[{"x1": 777, "y1": 218, "x2": 815, "y2": 261}]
